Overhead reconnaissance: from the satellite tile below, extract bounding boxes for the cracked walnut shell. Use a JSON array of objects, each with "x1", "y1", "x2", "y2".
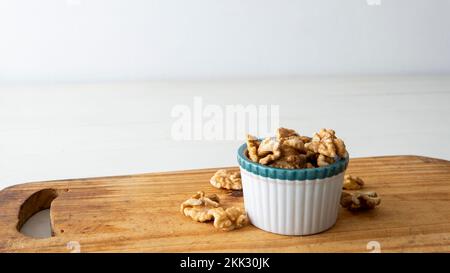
[
  {"x1": 340, "y1": 191, "x2": 381, "y2": 210},
  {"x1": 210, "y1": 169, "x2": 242, "y2": 190},
  {"x1": 180, "y1": 191, "x2": 220, "y2": 222},
  {"x1": 343, "y1": 175, "x2": 365, "y2": 190}
]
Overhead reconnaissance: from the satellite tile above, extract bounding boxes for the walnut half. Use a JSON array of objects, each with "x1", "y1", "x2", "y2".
[
  {"x1": 210, "y1": 169, "x2": 242, "y2": 190},
  {"x1": 343, "y1": 175, "x2": 365, "y2": 190},
  {"x1": 317, "y1": 154, "x2": 335, "y2": 167},
  {"x1": 180, "y1": 191, "x2": 220, "y2": 222},
  {"x1": 257, "y1": 137, "x2": 281, "y2": 165},
  {"x1": 305, "y1": 128, "x2": 348, "y2": 159},
  {"x1": 340, "y1": 191, "x2": 381, "y2": 211},
  {"x1": 246, "y1": 134, "x2": 260, "y2": 163},
  {"x1": 208, "y1": 207, "x2": 249, "y2": 231},
  {"x1": 181, "y1": 192, "x2": 249, "y2": 231}
]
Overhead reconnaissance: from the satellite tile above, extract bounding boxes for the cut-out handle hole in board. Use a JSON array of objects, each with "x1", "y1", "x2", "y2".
[{"x1": 17, "y1": 189, "x2": 60, "y2": 238}]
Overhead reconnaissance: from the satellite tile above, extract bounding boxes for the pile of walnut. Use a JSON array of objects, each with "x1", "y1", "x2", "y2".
[
  {"x1": 181, "y1": 191, "x2": 248, "y2": 231},
  {"x1": 340, "y1": 175, "x2": 381, "y2": 211},
  {"x1": 247, "y1": 127, "x2": 348, "y2": 169},
  {"x1": 181, "y1": 127, "x2": 380, "y2": 230},
  {"x1": 181, "y1": 169, "x2": 246, "y2": 231}
]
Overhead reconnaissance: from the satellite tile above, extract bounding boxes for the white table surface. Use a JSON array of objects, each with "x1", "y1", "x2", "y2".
[
  {"x1": 0, "y1": 74, "x2": 450, "y2": 189},
  {"x1": 1, "y1": 76, "x2": 450, "y2": 237},
  {"x1": 1, "y1": 76, "x2": 450, "y2": 191}
]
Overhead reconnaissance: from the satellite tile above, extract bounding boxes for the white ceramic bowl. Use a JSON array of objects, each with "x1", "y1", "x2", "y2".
[{"x1": 237, "y1": 144, "x2": 348, "y2": 236}]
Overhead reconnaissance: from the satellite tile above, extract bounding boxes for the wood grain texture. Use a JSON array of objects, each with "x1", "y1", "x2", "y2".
[{"x1": 0, "y1": 156, "x2": 449, "y2": 253}]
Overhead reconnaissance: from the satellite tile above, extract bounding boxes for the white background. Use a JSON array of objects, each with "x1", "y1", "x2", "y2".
[{"x1": 1, "y1": 0, "x2": 450, "y2": 83}]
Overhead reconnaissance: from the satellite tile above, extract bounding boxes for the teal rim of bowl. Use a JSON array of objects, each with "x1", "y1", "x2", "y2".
[{"x1": 237, "y1": 143, "x2": 349, "y2": 181}]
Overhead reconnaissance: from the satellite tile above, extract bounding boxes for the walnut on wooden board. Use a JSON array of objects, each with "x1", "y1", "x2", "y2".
[
  {"x1": 305, "y1": 128, "x2": 348, "y2": 159},
  {"x1": 208, "y1": 207, "x2": 249, "y2": 231},
  {"x1": 246, "y1": 134, "x2": 261, "y2": 163},
  {"x1": 257, "y1": 137, "x2": 281, "y2": 165},
  {"x1": 180, "y1": 191, "x2": 220, "y2": 222},
  {"x1": 340, "y1": 191, "x2": 381, "y2": 210},
  {"x1": 210, "y1": 169, "x2": 242, "y2": 190},
  {"x1": 181, "y1": 192, "x2": 249, "y2": 231},
  {"x1": 343, "y1": 175, "x2": 365, "y2": 190}
]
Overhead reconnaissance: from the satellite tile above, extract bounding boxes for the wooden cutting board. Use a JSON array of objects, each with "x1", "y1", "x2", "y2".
[{"x1": 0, "y1": 156, "x2": 449, "y2": 253}]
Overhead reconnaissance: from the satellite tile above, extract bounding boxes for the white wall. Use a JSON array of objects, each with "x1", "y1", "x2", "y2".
[{"x1": 1, "y1": 0, "x2": 450, "y2": 83}]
